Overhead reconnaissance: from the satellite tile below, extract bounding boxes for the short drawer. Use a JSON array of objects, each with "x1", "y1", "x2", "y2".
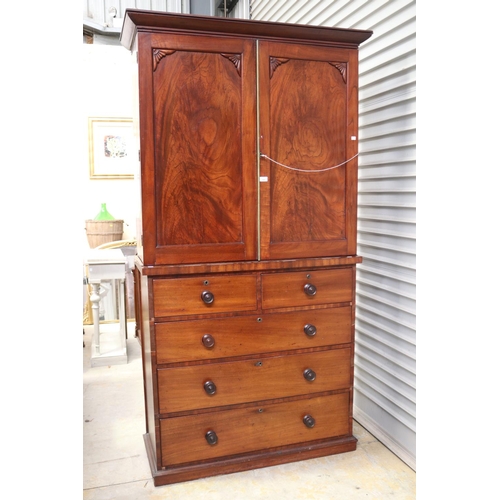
[
  {"x1": 160, "y1": 392, "x2": 350, "y2": 466},
  {"x1": 261, "y1": 268, "x2": 353, "y2": 310},
  {"x1": 157, "y1": 348, "x2": 351, "y2": 413},
  {"x1": 155, "y1": 307, "x2": 352, "y2": 364},
  {"x1": 153, "y1": 274, "x2": 258, "y2": 318}
]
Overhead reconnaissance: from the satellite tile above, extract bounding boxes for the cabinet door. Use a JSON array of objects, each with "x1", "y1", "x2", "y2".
[
  {"x1": 138, "y1": 33, "x2": 257, "y2": 265},
  {"x1": 259, "y1": 41, "x2": 359, "y2": 260}
]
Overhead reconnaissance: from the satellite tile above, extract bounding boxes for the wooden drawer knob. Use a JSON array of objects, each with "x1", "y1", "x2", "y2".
[
  {"x1": 303, "y1": 283, "x2": 317, "y2": 296},
  {"x1": 303, "y1": 414, "x2": 316, "y2": 428},
  {"x1": 205, "y1": 430, "x2": 218, "y2": 445},
  {"x1": 303, "y1": 368, "x2": 316, "y2": 382},
  {"x1": 204, "y1": 380, "x2": 217, "y2": 395},
  {"x1": 202, "y1": 334, "x2": 215, "y2": 348},
  {"x1": 201, "y1": 291, "x2": 215, "y2": 304},
  {"x1": 304, "y1": 324, "x2": 317, "y2": 336}
]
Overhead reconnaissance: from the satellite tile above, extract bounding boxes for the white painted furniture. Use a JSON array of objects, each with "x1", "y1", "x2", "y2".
[{"x1": 86, "y1": 248, "x2": 128, "y2": 367}]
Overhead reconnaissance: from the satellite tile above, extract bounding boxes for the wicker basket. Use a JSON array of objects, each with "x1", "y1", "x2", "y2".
[{"x1": 85, "y1": 219, "x2": 124, "y2": 248}]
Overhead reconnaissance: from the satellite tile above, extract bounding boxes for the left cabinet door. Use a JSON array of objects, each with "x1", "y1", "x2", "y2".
[{"x1": 137, "y1": 33, "x2": 257, "y2": 265}]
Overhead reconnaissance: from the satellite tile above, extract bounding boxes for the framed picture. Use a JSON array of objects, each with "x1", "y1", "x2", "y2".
[{"x1": 88, "y1": 117, "x2": 135, "y2": 179}]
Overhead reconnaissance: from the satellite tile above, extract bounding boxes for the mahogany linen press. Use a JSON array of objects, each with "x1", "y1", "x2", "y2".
[{"x1": 120, "y1": 9, "x2": 372, "y2": 486}]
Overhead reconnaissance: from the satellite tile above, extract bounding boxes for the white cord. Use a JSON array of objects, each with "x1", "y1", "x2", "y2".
[{"x1": 260, "y1": 153, "x2": 358, "y2": 173}]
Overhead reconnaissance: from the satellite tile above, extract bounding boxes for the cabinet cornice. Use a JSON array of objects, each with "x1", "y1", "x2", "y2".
[{"x1": 121, "y1": 10, "x2": 372, "y2": 52}]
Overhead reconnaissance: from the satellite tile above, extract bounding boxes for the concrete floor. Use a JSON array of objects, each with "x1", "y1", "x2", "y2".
[{"x1": 83, "y1": 325, "x2": 416, "y2": 499}]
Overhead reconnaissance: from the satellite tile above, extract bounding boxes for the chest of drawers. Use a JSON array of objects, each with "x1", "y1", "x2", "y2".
[{"x1": 136, "y1": 263, "x2": 360, "y2": 485}]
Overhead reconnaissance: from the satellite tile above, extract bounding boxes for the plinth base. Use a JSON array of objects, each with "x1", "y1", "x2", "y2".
[{"x1": 144, "y1": 432, "x2": 357, "y2": 486}]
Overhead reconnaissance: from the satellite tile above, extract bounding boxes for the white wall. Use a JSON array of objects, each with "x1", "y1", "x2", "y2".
[{"x1": 82, "y1": 43, "x2": 139, "y2": 250}]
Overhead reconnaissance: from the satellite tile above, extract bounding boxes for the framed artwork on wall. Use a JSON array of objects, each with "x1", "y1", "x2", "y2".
[{"x1": 88, "y1": 117, "x2": 135, "y2": 179}]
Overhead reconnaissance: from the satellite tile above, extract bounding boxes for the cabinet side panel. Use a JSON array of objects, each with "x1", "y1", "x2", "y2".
[
  {"x1": 346, "y1": 49, "x2": 359, "y2": 255},
  {"x1": 137, "y1": 33, "x2": 157, "y2": 265},
  {"x1": 140, "y1": 272, "x2": 157, "y2": 460}
]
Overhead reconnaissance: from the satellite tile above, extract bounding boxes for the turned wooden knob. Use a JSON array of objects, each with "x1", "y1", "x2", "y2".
[
  {"x1": 304, "y1": 324, "x2": 317, "y2": 336},
  {"x1": 303, "y1": 368, "x2": 316, "y2": 382},
  {"x1": 201, "y1": 291, "x2": 214, "y2": 304},
  {"x1": 204, "y1": 380, "x2": 217, "y2": 395},
  {"x1": 303, "y1": 415, "x2": 316, "y2": 428},
  {"x1": 205, "y1": 430, "x2": 218, "y2": 445},
  {"x1": 202, "y1": 334, "x2": 215, "y2": 348},
  {"x1": 304, "y1": 283, "x2": 317, "y2": 296}
]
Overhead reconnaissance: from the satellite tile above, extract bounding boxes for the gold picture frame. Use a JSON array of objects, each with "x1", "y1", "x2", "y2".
[{"x1": 88, "y1": 117, "x2": 134, "y2": 179}]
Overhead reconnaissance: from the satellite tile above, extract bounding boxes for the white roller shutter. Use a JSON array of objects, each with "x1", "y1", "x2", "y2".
[
  {"x1": 83, "y1": 0, "x2": 187, "y2": 25},
  {"x1": 250, "y1": 0, "x2": 417, "y2": 471}
]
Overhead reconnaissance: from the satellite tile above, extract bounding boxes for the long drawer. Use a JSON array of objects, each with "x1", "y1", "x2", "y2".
[
  {"x1": 261, "y1": 268, "x2": 353, "y2": 310},
  {"x1": 155, "y1": 307, "x2": 352, "y2": 364},
  {"x1": 160, "y1": 392, "x2": 350, "y2": 466},
  {"x1": 153, "y1": 274, "x2": 258, "y2": 317},
  {"x1": 157, "y1": 348, "x2": 351, "y2": 413}
]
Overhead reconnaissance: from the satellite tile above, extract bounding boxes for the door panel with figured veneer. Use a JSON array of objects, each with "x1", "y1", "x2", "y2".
[
  {"x1": 146, "y1": 35, "x2": 257, "y2": 265},
  {"x1": 259, "y1": 42, "x2": 359, "y2": 260}
]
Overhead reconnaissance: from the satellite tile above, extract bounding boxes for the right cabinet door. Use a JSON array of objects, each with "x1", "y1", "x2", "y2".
[{"x1": 258, "y1": 41, "x2": 360, "y2": 260}]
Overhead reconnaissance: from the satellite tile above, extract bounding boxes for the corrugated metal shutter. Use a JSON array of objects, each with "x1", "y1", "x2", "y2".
[
  {"x1": 250, "y1": 0, "x2": 416, "y2": 471},
  {"x1": 83, "y1": 0, "x2": 187, "y2": 25},
  {"x1": 83, "y1": 0, "x2": 248, "y2": 23}
]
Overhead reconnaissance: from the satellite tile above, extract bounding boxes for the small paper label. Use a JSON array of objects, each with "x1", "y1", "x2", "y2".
[
  {"x1": 260, "y1": 176, "x2": 268, "y2": 182},
  {"x1": 351, "y1": 136, "x2": 357, "y2": 140}
]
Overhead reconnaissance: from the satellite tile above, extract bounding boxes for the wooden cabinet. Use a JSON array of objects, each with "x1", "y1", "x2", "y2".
[{"x1": 121, "y1": 10, "x2": 371, "y2": 487}]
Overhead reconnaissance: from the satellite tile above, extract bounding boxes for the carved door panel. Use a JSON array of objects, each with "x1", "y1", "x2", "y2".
[
  {"x1": 258, "y1": 41, "x2": 359, "y2": 260},
  {"x1": 140, "y1": 34, "x2": 257, "y2": 265}
]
